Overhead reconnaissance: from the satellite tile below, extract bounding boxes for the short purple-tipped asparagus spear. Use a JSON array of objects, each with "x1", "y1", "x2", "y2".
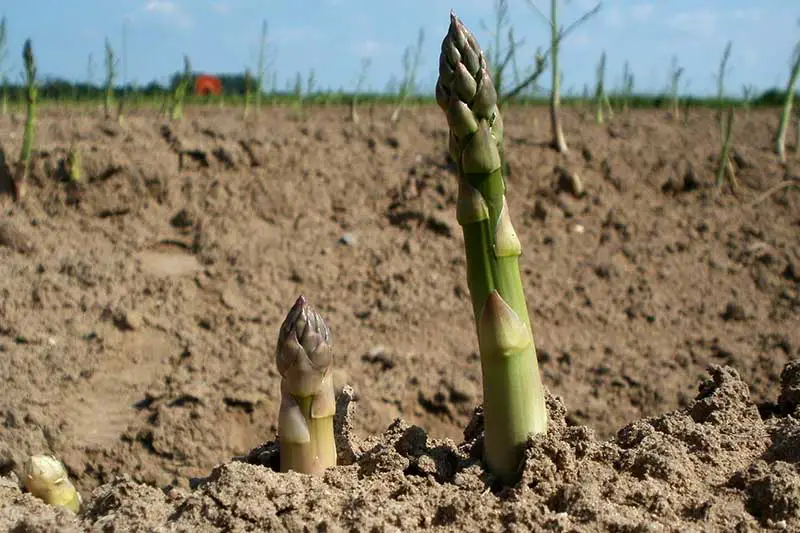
[{"x1": 276, "y1": 296, "x2": 336, "y2": 474}]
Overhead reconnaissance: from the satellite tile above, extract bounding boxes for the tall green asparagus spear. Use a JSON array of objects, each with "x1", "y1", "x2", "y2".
[
  {"x1": 774, "y1": 43, "x2": 800, "y2": 163},
  {"x1": 15, "y1": 39, "x2": 37, "y2": 201},
  {"x1": 276, "y1": 295, "x2": 336, "y2": 475},
  {"x1": 436, "y1": 12, "x2": 547, "y2": 484}
]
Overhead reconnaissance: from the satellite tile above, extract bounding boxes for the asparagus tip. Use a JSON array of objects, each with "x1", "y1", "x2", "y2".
[
  {"x1": 277, "y1": 296, "x2": 332, "y2": 397},
  {"x1": 22, "y1": 455, "x2": 81, "y2": 513},
  {"x1": 276, "y1": 296, "x2": 337, "y2": 474}
]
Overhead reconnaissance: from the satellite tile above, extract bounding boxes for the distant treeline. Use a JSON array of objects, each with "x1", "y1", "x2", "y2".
[
  {"x1": 0, "y1": 72, "x2": 797, "y2": 107},
  {"x1": 5, "y1": 72, "x2": 257, "y2": 100}
]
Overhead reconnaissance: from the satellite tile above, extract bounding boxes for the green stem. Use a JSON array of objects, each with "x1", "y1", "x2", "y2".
[
  {"x1": 459, "y1": 130, "x2": 546, "y2": 483},
  {"x1": 279, "y1": 383, "x2": 336, "y2": 475},
  {"x1": 438, "y1": 14, "x2": 547, "y2": 483},
  {"x1": 775, "y1": 48, "x2": 800, "y2": 162},
  {"x1": 16, "y1": 39, "x2": 36, "y2": 201},
  {"x1": 716, "y1": 106, "x2": 734, "y2": 189}
]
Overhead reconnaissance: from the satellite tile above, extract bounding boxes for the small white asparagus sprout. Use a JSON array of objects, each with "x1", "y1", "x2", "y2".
[{"x1": 22, "y1": 455, "x2": 82, "y2": 513}]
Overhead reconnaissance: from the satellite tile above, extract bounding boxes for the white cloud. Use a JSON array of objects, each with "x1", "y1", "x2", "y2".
[
  {"x1": 351, "y1": 39, "x2": 384, "y2": 57},
  {"x1": 145, "y1": 1, "x2": 177, "y2": 14},
  {"x1": 731, "y1": 8, "x2": 762, "y2": 21},
  {"x1": 210, "y1": 1, "x2": 231, "y2": 15},
  {"x1": 601, "y1": 2, "x2": 653, "y2": 28},
  {"x1": 630, "y1": 2, "x2": 654, "y2": 23},
  {"x1": 666, "y1": 9, "x2": 718, "y2": 37},
  {"x1": 143, "y1": 0, "x2": 192, "y2": 29}
]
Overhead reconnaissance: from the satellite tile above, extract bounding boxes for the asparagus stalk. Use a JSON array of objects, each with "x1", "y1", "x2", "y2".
[
  {"x1": 621, "y1": 61, "x2": 634, "y2": 113},
  {"x1": 14, "y1": 39, "x2": 36, "y2": 201},
  {"x1": 715, "y1": 105, "x2": 735, "y2": 190},
  {"x1": 549, "y1": 0, "x2": 568, "y2": 152},
  {"x1": 104, "y1": 38, "x2": 116, "y2": 120},
  {"x1": 0, "y1": 17, "x2": 8, "y2": 116},
  {"x1": 293, "y1": 72, "x2": 304, "y2": 113},
  {"x1": 349, "y1": 57, "x2": 371, "y2": 124},
  {"x1": 594, "y1": 50, "x2": 607, "y2": 124},
  {"x1": 436, "y1": 12, "x2": 547, "y2": 484},
  {"x1": 276, "y1": 295, "x2": 336, "y2": 475},
  {"x1": 67, "y1": 144, "x2": 82, "y2": 183},
  {"x1": 255, "y1": 20, "x2": 268, "y2": 113},
  {"x1": 741, "y1": 84, "x2": 755, "y2": 113},
  {"x1": 774, "y1": 43, "x2": 800, "y2": 163},
  {"x1": 390, "y1": 27, "x2": 425, "y2": 124},
  {"x1": 22, "y1": 455, "x2": 82, "y2": 512},
  {"x1": 119, "y1": 19, "x2": 129, "y2": 125},
  {"x1": 668, "y1": 56, "x2": 684, "y2": 120},
  {"x1": 170, "y1": 55, "x2": 191, "y2": 121},
  {"x1": 715, "y1": 41, "x2": 732, "y2": 139},
  {"x1": 243, "y1": 68, "x2": 252, "y2": 118}
]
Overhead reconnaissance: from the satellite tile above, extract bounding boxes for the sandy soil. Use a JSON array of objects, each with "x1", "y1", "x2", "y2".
[{"x1": 0, "y1": 104, "x2": 797, "y2": 531}]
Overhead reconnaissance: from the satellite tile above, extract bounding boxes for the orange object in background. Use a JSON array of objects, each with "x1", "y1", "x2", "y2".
[{"x1": 195, "y1": 74, "x2": 222, "y2": 96}]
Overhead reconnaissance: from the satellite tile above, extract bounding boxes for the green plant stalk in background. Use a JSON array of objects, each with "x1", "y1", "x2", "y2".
[
  {"x1": 118, "y1": 19, "x2": 129, "y2": 125},
  {"x1": 293, "y1": 72, "x2": 304, "y2": 113},
  {"x1": 716, "y1": 41, "x2": 732, "y2": 138},
  {"x1": 307, "y1": 69, "x2": 316, "y2": 98},
  {"x1": 669, "y1": 56, "x2": 684, "y2": 120},
  {"x1": 774, "y1": 43, "x2": 800, "y2": 162},
  {"x1": 255, "y1": 20, "x2": 267, "y2": 113},
  {"x1": 15, "y1": 39, "x2": 37, "y2": 201},
  {"x1": 595, "y1": 50, "x2": 606, "y2": 124},
  {"x1": 436, "y1": 12, "x2": 547, "y2": 484},
  {"x1": 349, "y1": 57, "x2": 371, "y2": 123},
  {"x1": 549, "y1": 0, "x2": 568, "y2": 152},
  {"x1": 741, "y1": 84, "x2": 755, "y2": 112},
  {"x1": 621, "y1": 61, "x2": 634, "y2": 113},
  {"x1": 390, "y1": 27, "x2": 424, "y2": 124},
  {"x1": 104, "y1": 38, "x2": 116, "y2": 120},
  {"x1": 0, "y1": 17, "x2": 8, "y2": 116},
  {"x1": 170, "y1": 55, "x2": 192, "y2": 121},
  {"x1": 243, "y1": 69, "x2": 252, "y2": 118},
  {"x1": 276, "y1": 296, "x2": 336, "y2": 475},
  {"x1": 715, "y1": 105, "x2": 734, "y2": 189}
]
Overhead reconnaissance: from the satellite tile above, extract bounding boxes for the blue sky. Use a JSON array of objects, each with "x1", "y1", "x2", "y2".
[{"x1": 1, "y1": 0, "x2": 798, "y2": 97}]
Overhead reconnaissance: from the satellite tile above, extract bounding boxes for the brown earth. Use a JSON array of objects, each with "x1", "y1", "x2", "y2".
[{"x1": 0, "y1": 104, "x2": 798, "y2": 531}]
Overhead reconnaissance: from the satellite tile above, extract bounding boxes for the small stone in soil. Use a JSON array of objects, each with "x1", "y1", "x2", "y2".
[{"x1": 339, "y1": 233, "x2": 358, "y2": 246}]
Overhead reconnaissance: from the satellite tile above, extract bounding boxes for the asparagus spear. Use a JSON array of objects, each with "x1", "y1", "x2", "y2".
[
  {"x1": 14, "y1": 39, "x2": 37, "y2": 201},
  {"x1": 276, "y1": 295, "x2": 336, "y2": 474},
  {"x1": 104, "y1": 38, "x2": 116, "y2": 120},
  {"x1": 22, "y1": 455, "x2": 82, "y2": 512},
  {"x1": 436, "y1": 12, "x2": 547, "y2": 484},
  {"x1": 774, "y1": 43, "x2": 800, "y2": 163}
]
